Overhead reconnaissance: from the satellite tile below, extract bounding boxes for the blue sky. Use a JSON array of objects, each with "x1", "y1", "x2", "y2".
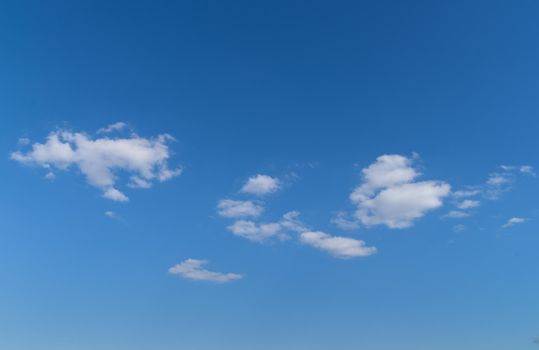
[{"x1": 1, "y1": 1, "x2": 539, "y2": 349}]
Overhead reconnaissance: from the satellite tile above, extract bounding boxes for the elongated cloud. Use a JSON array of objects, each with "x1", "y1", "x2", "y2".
[
  {"x1": 502, "y1": 217, "x2": 527, "y2": 228},
  {"x1": 11, "y1": 124, "x2": 181, "y2": 202},
  {"x1": 168, "y1": 259, "x2": 243, "y2": 283},
  {"x1": 350, "y1": 155, "x2": 450, "y2": 229},
  {"x1": 457, "y1": 199, "x2": 480, "y2": 210},
  {"x1": 241, "y1": 174, "x2": 281, "y2": 196},
  {"x1": 331, "y1": 211, "x2": 360, "y2": 230},
  {"x1": 97, "y1": 122, "x2": 128, "y2": 134},
  {"x1": 217, "y1": 199, "x2": 264, "y2": 218},
  {"x1": 226, "y1": 211, "x2": 309, "y2": 242},
  {"x1": 300, "y1": 231, "x2": 377, "y2": 258},
  {"x1": 227, "y1": 220, "x2": 283, "y2": 241}
]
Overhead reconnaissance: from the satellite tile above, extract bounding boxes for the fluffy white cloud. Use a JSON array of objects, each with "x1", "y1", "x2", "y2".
[
  {"x1": 241, "y1": 174, "x2": 281, "y2": 196},
  {"x1": 502, "y1": 217, "x2": 528, "y2": 228},
  {"x1": 168, "y1": 259, "x2": 243, "y2": 283},
  {"x1": 300, "y1": 231, "x2": 377, "y2": 258},
  {"x1": 457, "y1": 199, "x2": 480, "y2": 210},
  {"x1": 11, "y1": 126, "x2": 182, "y2": 202},
  {"x1": 349, "y1": 155, "x2": 450, "y2": 229},
  {"x1": 104, "y1": 211, "x2": 116, "y2": 218},
  {"x1": 347, "y1": 155, "x2": 450, "y2": 228},
  {"x1": 217, "y1": 199, "x2": 264, "y2": 218}
]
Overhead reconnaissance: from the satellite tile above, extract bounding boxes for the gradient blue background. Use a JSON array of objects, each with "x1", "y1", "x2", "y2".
[{"x1": 1, "y1": 1, "x2": 538, "y2": 349}]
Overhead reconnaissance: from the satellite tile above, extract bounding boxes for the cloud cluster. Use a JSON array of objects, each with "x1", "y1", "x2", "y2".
[
  {"x1": 347, "y1": 154, "x2": 450, "y2": 229},
  {"x1": 11, "y1": 124, "x2": 182, "y2": 202},
  {"x1": 218, "y1": 175, "x2": 376, "y2": 258},
  {"x1": 168, "y1": 259, "x2": 243, "y2": 283},
  {"x1": 446, "y1": 164, "x2": 535, "y2": 219},
  {"x1": 484, "y1": 165, "x2": 533, "y2": 200}
]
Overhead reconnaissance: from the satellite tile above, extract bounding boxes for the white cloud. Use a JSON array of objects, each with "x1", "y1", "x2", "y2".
[
  {"x1": 217, "y1": 199, "x2": 264, "y2": 218},
  {"x1": 520, "y1": 165, "x2": 535, "y2": 175},
  {"x1": 227, "y1": 220, "x2": 283, "y2": 242},
  {"x1": 452, "y1": 224, "x2": 466, "y2": 233},
  {"x1": 452, "y1": 189, "x2": 480, "y2": 198},
  {"x1": 280, "y1": 211, "x2": 309, "y2": 233},
  {"x1": 226, "y1": 211, "x2": 308, "y2": 242},
  {"x1": 457, "y1": 199, "x2": 480, "y2": 210},
  {"x1": 128, "y1": 176, "x2": 153, "y2": 189},
  {"x1": 444, "y1": 210, "x2": 471, "y2": 219},
  {"x1": 17, "y1": 137, "x2": 30, "y2": 146},
  {"x1": 484, "y1": 173, "x2": 512, "y2": 199},
  {"x1": 241, "y1": 174, "x2": 281, "y2": 196},
  {"x1": 103, "y1": 188, "x2": 129, "y2": 202},
  {"x1": 502, "y1": 217, "x2": 528, "y2": 228},
  {"x1": 168, "y1": 259, "x2": 243, "y2": 283},
  {"x1": 299, "y1": 231, "x2": 377, "y2": 258},
  {"x1": 97, "y1": 122, "x2": 128, "y2": 134},
  {"x1": 331, "y1": 211, "x2": 360, "y2": 230},
  {"x1": 44, "y1": 171, "x2": 56, "y2": 180},
  {"x1": 349, "y1": 155, "x2": 450, "y2": 229},
  {"x1": 11, "y1": 127, "x2": 181, "y2": 202},
  {"x1": 104, "y1": 211, "x2": 116, "y2": 218},
  {"x1": 487, "y1": 174, "x2": 510, "y2": 186}
]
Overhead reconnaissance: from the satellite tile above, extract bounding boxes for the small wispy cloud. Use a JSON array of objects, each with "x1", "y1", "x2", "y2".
[
  {"x1": 452, "y1": 189, "x2": 480, "y2": 198},
  {"x1": 520, "y1": 165, "x2": 535, "y2": 176},
  {"x1": 331, "y1": 211, "x2": 360, "y2": 230},
  {"x1": 104, "y1": 211, "x2": 116, "y2": 218},
  {"x1": 17, "y1": 137, "x2": 31, "y2": 146},
  {"x1": 456, "y1": 199, "x2": 480, "y2": 210},
  {"x1": 502, "y1": 217, "x2": 528, "y2": 228},
  {"x1": 97, "y1": 122, "x2": 128, "y2": 134},
  {"x1": 168, "y1": 259, "x2": 243, "y2": 283},
  {"x1": 299, "y1": 231, "x2": 377, "y2": 258},
  {"x1": 226, "y1": 210, "x2": 307, "y2": 242},
  {"x1": 443, "y1": 210, "x2": 471, "y2": 219},
  {"x1": 452, "y1": 224, "x2": 466, "y2": 233},
  {"x1": 217, "y1": 199, "x2": 264, "y2": 218},
  {"x1": 227, "y1": 220, "x2": 283, "y2": 242}
]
